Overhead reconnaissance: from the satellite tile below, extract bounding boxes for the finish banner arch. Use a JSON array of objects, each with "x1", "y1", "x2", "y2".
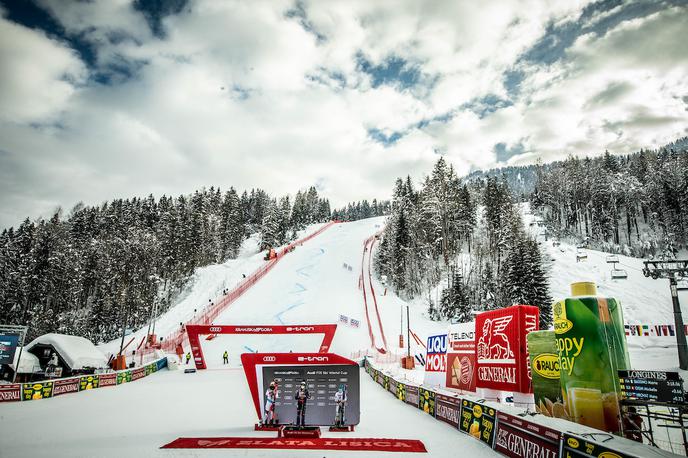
[{"x1": 186, "y1": 324, "x2": 337, "y2": 370}]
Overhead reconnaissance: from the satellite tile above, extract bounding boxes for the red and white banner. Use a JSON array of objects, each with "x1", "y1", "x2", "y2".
[
  {"x1": 423, "y1": 334, "x2": 447, "y2": 387},
  {"x1": 131, "y1": 367, "x2": 146, "y2": 381},
  {"x1": 475, "y1": 305, "x2": 539, "y2": 393},
  {"x1": 435, "y1": 393, "x2": 462, "y2": 428},
  {"x1": 0, "y1": 384, "x2": 21, "y2": 402},
  {"x1": 99, "y1": 373, "x2": 117, "y2": 387},
  {"x1": 53, "y1": 378, "x2": 80, "y2": 397},
  {"x1": 446, "y1": 322, "x2": 476, "y2": 392},
  {"x1": 494, "y1": 411, "x2": 560, "y2": 458},
  {"x1": 161, "y1": 436, "x2": 427, "y2": 453},
  {"x1": 186, "y1": 324, "x2": 337, "y2": 370}
]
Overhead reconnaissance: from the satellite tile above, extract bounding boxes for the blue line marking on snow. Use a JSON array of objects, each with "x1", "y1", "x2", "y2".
[
  {"x1": 296, "y1": 265, "x2": 314, "y2": 277},
  {"x1": 243, "y1": 346, "x2": 256, "y2": 353},
  {"x1": 290, "y1": 282, "x2": 307, "y2": 294},
  {"x1": 274, "y1": 299, "x2": 305, "y2": 324}
]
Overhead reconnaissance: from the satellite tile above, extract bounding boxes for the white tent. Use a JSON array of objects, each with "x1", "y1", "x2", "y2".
[{"x1": 25, "y1": 334, "x2": 108, "y2": 371}]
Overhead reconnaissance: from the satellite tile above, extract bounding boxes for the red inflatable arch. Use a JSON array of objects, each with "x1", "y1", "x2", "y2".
[{"x1": 185, "y1": 324, "x2": 337, "y2": 369}]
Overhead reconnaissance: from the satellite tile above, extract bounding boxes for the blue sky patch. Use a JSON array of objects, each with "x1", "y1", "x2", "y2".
[{"x1": 356, "y1": 53, "x2": 425, "y2": 91}]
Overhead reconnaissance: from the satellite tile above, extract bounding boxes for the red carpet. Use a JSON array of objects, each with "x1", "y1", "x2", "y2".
[{"x1": 161, "y1": 436, "x2": 427, "y2": 452}]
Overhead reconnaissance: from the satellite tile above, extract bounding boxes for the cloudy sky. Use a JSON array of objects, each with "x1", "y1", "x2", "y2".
[{"x1": 1, "y1": 0, "x2": 687, "y2": 229}]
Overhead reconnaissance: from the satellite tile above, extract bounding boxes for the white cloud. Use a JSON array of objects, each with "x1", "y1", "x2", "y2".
[
  {"x1": 0, "y1": 14, "x2": 86, "y2": 123},
  {"x1": 0, "y1": 0, "x2": 686, "y2": 228}
]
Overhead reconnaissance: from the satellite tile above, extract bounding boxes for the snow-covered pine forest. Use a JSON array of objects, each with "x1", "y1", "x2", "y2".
[
  {"x1": 373, "y1": 157, "x2": 553, "y2": 328},
  {"x1": 0, "y1": 186, "x2": 339, "y2": 342},
  {"x1": 531, "y1": 147, "x2": 688, "y2": 257},
  {"x1": 373, "y1": 140, "x2": 687, "y2": 330}
]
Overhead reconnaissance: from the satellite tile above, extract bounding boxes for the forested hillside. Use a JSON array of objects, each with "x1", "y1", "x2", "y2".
[
  {"x1": 374, "y1": 158, "x2": 552, "y2": 328},
  {"x1": 331, "y1": 199, "x2": 391, "y2": 222},
  {"x1": 532, "y1": 148, "x2": 688, "y2": 257},
  {"x1": 0, "y1": 186, "x2": 331, "y2": 341}
]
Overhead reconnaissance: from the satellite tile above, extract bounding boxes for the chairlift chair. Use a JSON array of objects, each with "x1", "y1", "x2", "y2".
[
  {"x1": 576, "y1": 253, "x2": 588, "y2": 262},
  {"x1": 610, "y1": 269, "x2": 628, "y2": 280},
  {"x1": 677, "y1": 279, "x2": 688, "y2": 291},
  {"x1": 606, "y1": 255, "x2": 619, "y2": 264}
]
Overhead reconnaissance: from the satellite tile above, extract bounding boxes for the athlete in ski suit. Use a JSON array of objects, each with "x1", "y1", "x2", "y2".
[
  {"x1": 334, "y1": 384, "x2": 347, "y2": 427},
  {"x1": 295, "y1": 381, "x2": 310, "y2": 426},
  {"x1": 263, "y1": 381, "x2": 278, "y2": 425}
]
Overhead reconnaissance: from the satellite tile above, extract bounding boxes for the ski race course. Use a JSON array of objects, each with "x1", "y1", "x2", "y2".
[{"x1": 2, "y1": 214, "x2": 687, "y2": 457}]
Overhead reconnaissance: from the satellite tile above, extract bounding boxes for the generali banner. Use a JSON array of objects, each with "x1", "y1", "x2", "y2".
[
  {"x1": 435, "y1": 393, "x2": 461, "y2": 428},
  {"x1": 475, "y1": 305, "x2": 539, "y2": 393},
  {"x1": 424, "y1": 334, "x2": 447, "y2": 387},
  {"x1": 0, "y1": 384, "x2": 21, "y2": 402},
  {"x1": 53, "y1": 378, "x2": 80, "y2": 397},
  {"x1": 446, "y1": 322, "x2": 476, "y2": 392},
  {"x1": 494, "y1": 411, "x2": 561, "y2": 458}
]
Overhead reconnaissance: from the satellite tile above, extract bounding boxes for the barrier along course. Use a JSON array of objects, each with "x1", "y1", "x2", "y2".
[
  {"x1": 363, "y1": 358, "x2": 681, "y2": 458},
  {"x1": 0, "y1": 357, "x2": 168, "y2": 403}
]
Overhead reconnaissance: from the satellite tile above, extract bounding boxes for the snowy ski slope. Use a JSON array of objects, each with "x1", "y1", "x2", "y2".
[{"x1": 3, "y1": 214, "x2": 687, "y2": 457}]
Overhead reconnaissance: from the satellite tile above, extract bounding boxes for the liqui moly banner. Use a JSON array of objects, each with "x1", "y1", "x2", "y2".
[
  {"x1": 423, "y1": 334, "x2": 447, "y2": 387},
  {"x1": 476, "y1": 305, "x2": 539, "y2": 393},
  {"x1": 446, "y1": 322, "x2": 476, "y2": 392}
]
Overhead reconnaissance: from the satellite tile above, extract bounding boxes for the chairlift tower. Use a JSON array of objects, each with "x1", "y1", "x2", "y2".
[{"x1": 643, "y1": 259, "x2": 688, "y2": 369}]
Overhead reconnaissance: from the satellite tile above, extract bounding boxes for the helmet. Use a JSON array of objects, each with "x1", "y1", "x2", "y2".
[
  {"x1": 269, "y1": 382, "x2": 275, "y2": 388},
  {"x1": 300, "y1": 381, "x2": 306, "y2": 387}
]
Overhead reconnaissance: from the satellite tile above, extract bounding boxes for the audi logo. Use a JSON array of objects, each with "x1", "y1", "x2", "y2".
[
  {"x1": 209, "y1": 327, "x2": 222, "y2": 333},
  {"x1": 263, "y1": 356, "x2": 276, "y2": 362}
]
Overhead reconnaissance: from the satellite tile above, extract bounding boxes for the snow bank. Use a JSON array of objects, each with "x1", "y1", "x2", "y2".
[
  {"x1": 26, "y1": 333, "x2": 107, "y2": 370},
  {"x1": 10, "y1": 348, "x2": 41, "y2": 373}
]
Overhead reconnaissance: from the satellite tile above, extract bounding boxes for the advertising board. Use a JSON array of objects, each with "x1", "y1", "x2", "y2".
[
  {"x1": 241, "y1": 352, "x2": 360, "y2": 427},
  {"x1": 79, "y1": 375, "x2": 99, "y2": 390},
  {"x1": 53, "y1": 378, "x2": 80, "y2": 397},
  {"x1": 0, "y1": 333, "x2": 19, "y2": 365},
  {"x1": 131, "y1": 367, "x2": 146, "y2": 381},
  {"x1": 527, "y1": 330, "x2": 565, "y2": 418},
  {"x1": 553, "y1": 287, "x2": 630, "y2": 433},
  {"x1": 262, "y1": 364, "x2": 359, "y2": 426},
  {"x1": 435, "y1": 393, "x2": 461, "y2": 428},
  {"x1": 0, "y1": 384, "x2": 21, "y2": 402},
  {"x1": 447, "y1": 322, "x2": 476, "y2": 392},
  {"x1": 476, "y1": 305, "x2": 539, "y2": 393},
  {"x1": 405, "y1": 384, "x2": 419, "y2": 407},
  {"x1": 117, "y1": 370, "x2": 132, "y2": 384},
  {"x1": 459, "y1": 399, "x2": 496, "y2": 446},
  {"x1": 22, "y1": 381, "x2": 53, "y2": 401},
  {"x1": 99, "y1": 373, "x2": 117, "y2": 387},
  {"x1": 562, "y1": 433, "x2": 639, "y2": 458},
  {"x1": 424, "y1": 334, "x2": 447, "y2": 387},
  {"x1": 494, "y1": 411, "x2": 561, "y2": 458},
  {"x1": 418, "y1": 387, "x2": 436, "y2": 416}
]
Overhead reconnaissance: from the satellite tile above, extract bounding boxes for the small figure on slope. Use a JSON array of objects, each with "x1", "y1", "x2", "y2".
[
  {"x1": 185, "y1": 352, "x2": 191, "y2": 365},
  {"x1": 222, "y1": 350, "x2": 228, "y2": 365},
  {"x1": 295, "y1": 381, "x2": 310, "y2": 426}
]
